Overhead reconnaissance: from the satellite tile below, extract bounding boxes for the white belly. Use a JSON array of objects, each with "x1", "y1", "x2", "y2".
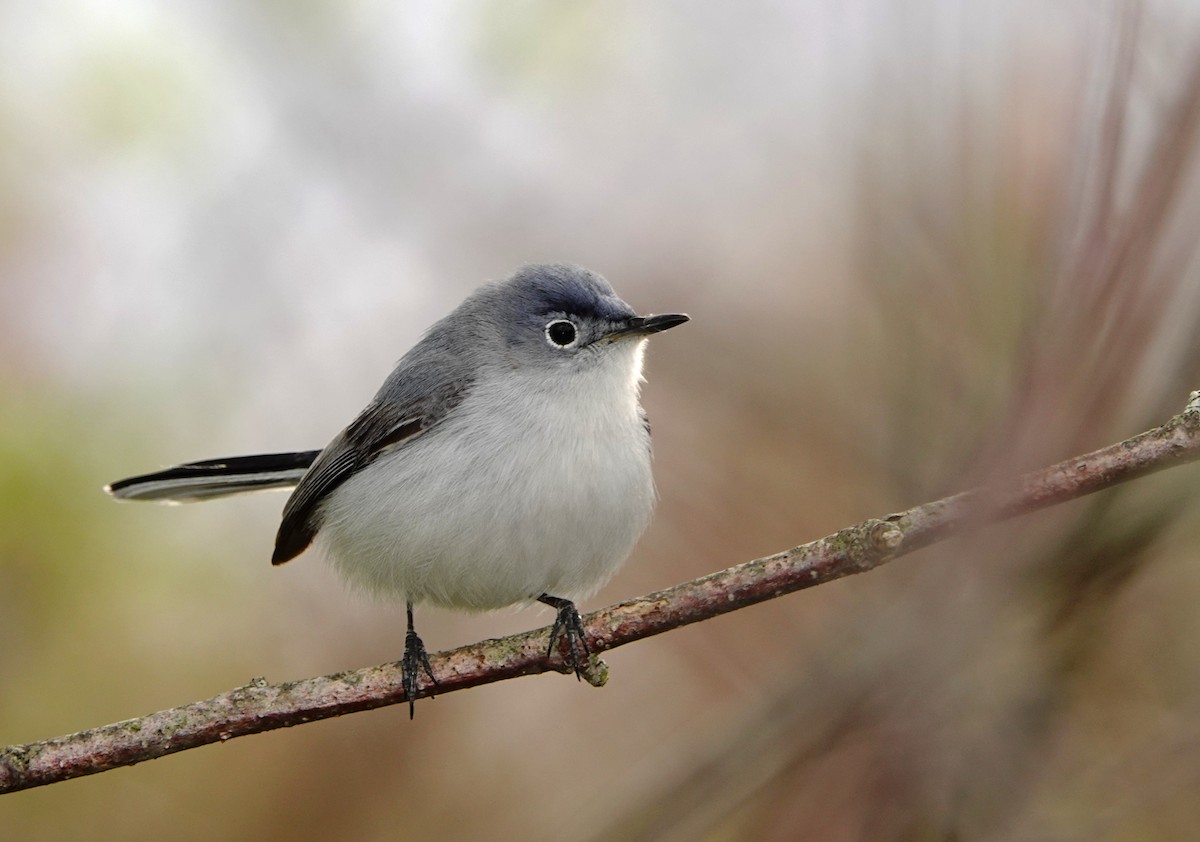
[{"x1": 314, "y1": 354, "x2": 655, "y2": 610}]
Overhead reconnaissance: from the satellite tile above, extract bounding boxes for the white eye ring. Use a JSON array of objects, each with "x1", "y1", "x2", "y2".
[{"x1": 544, "y1": 319, "x2": 579, "y2": 349}]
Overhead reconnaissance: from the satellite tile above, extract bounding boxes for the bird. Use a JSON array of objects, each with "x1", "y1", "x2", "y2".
[{"x1": 106, "y1": 264, "x2": 688, "y2": 716}]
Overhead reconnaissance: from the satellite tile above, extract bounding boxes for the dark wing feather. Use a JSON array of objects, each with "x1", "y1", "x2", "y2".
[{"x1": 271, "y1": 379, "x2": 470, "y2": 565}]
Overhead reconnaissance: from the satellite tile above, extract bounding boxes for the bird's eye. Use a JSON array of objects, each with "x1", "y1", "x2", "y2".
[{"x1": 544, "y1": 319, "x2": 578, "y2": 348}]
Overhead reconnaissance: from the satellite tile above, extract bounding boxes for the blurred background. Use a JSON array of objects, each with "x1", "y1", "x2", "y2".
[{"x1": 4, "y1": 0, "x2": 1200, "y2": 838}]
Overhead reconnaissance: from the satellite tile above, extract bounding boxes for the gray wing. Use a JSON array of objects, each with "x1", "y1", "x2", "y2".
[{"x1": 271, "y1": 374, "x2": 471, "y2": 565}]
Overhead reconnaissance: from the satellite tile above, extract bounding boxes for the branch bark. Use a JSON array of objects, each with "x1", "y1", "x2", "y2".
[{"x1": 5, "y1": 392, "x2": 1200, "y2": 795}]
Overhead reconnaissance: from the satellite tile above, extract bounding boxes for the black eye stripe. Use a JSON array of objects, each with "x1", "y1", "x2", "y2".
[{"x1": 545, "y1": 319, "x2": 578, "y2": 347}]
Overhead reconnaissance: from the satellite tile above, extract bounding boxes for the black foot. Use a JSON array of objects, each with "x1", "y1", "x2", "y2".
[
  {"x1": 402, "y1": 602, "x2": 437, "y2": 719},
  {"x1": 538, "y1": 594, "x2": 590, "y2": 680}
]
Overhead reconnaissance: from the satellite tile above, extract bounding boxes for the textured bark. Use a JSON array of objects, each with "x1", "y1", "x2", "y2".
[{"x1": 4, "y1": 392, "x2": 1200, "y2": 795}]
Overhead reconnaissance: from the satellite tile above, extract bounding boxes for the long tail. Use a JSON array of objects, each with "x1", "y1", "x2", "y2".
[{"x1": 105, "y1": 451, "x2": 320, "y2": 503}]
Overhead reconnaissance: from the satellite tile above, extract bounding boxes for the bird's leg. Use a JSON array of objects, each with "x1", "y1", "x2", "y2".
[
  {"x1": 402, "y1": 601, "x2": 437, "y2": 719},
  {"x1": 538, "y1": 594, "x2": 590, "y2": 681}
]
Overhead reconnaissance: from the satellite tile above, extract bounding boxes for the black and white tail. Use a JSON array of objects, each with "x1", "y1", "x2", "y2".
[{"x1": 105, "y1": 451, "x2": 320, "y2": 503}]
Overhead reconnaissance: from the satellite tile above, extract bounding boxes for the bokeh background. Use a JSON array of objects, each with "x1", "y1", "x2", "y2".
[{"x1": 4, "y1": 0, "x2": 1200, "y2": 839}]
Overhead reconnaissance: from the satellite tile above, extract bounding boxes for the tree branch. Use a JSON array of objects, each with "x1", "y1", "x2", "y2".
[{"x1": 5, "y1": 392, "x2": 1200, "y2": 795}]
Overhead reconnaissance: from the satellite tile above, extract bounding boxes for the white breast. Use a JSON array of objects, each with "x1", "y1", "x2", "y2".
[{"x1": 315, "y1": 341, "x2": 656, "y2": 611}]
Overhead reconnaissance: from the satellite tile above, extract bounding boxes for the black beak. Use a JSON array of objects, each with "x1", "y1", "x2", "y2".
[{"x1": 609, "y1": 313, "x2": 690, "y2": 339}]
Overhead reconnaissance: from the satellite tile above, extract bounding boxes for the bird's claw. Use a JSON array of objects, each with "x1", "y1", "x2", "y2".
[{"x1": 402, "y1": 628, "x2": 437, "y2": 719}]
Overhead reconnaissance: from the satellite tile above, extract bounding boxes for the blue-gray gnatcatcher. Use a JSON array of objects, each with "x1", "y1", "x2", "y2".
[{"x1": 107, "y1": 264, "x2": 688, "y2": 715}]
